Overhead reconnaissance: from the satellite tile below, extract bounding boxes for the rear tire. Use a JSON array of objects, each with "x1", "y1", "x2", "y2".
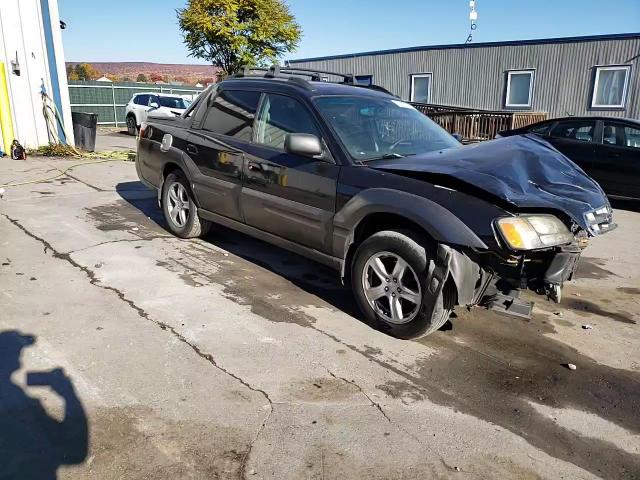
[
  {"x1": 162, "y1": 171, "x2": 211, "y2": 239},
  {"x1": 126, "y1": 115, "x2": 137, "y2": 136},
  {"x1": 351, "y1": 230, "x2": 453, "y2": 339}
]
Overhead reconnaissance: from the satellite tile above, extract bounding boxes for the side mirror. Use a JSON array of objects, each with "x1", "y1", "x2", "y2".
[
  {"x1": 284, "y1": 133, "x2": 323, "y2": 158},
  {"x1": 149, "y1": 101, "x2": 160, "y2": 109},
  {"x1": 452, "y1": 133, "x2": 463, "y2": 143}
]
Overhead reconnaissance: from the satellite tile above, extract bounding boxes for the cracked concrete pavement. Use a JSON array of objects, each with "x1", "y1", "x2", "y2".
[{"x1": 0, "y1": 157, "x2": 639, "y2": 479}]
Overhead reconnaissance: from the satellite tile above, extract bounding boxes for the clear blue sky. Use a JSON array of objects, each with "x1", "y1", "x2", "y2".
[{"x1": 59, "y1": 0, "x2": 640, "y2": 64}]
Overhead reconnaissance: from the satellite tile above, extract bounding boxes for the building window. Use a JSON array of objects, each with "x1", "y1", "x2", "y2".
[
  {"x1": 505, "y1": 70, "x2": 534, "y2": 108},
  {"x1": 591, "y1": 65, "x2": 631, "y2": 109},
  {"x1": 410, "y1": 73, "x2": 432, "y2": 103},
  {"x1": 355, "y1": 75, "x2": 373, "y2": 86}
]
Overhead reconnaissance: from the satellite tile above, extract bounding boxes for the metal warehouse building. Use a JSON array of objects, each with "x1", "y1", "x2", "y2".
[{"x1": 288, "y1": 33, "x2": 640, "y2": 119}]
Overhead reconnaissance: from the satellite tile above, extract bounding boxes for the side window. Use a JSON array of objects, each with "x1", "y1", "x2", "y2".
[
  {"x1": 550, "y1": 121, "x2": 596, "y2": 143},
  {"x1": 624, "y1": 126, "x2": 640, "y2": 149},
  {"x1": 135, "y1": 94, "x2": 150, "y2": 106},
  {"x1": 202, "y1": 90, "x2": 261, "y2": 141},
  {"x1": 148, "y1": 95, "x2": 160, "y2": 107},
  {"x1": 528, "y1": 122, "x2": 551, "y2": 135},
  {"x1": 255, "y1": 93, "x2": 320, "y2": 150},
  {"x1": 603, "y1": 123, "x2": 640, "y2": 149}
]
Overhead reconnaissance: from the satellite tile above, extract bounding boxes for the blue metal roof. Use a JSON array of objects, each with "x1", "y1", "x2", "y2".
[{"x1": 289, "y1": 32, "x2": 640, "y2": 64}]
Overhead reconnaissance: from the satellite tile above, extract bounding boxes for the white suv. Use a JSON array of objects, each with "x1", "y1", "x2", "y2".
[{"x1": 125, "y1": 93, "x2": 191, "y2": 135}]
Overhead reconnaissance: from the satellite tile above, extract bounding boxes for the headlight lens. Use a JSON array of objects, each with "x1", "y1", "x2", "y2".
[{"x1": 496, "y1": 215, "x2": 574, "y2": 250}]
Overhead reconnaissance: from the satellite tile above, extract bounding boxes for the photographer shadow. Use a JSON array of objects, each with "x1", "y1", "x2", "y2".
[{"x1": 0, "y1": 330, "x2": 88, "y2": 480}]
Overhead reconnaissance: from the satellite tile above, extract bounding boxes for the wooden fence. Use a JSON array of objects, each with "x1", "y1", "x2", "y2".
[{"x1": 410, "y1": 102, "x2": 548, "y2": 141}]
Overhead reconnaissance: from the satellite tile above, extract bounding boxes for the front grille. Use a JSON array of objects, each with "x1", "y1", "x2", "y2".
[{"x1": 584, "y1": 205, "x2": 615, "y2": 235}]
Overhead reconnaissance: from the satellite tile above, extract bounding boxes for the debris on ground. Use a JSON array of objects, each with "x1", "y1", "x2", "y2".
[
  {"x1": 582, "y1": 324, "x2": 593, "y2": 330},
  {"x1": 28, "y1": 143, "x2": 80, "y2": 157},
  {"x1": 566, "y1": 363, "x2": 577, "y2": 370}
]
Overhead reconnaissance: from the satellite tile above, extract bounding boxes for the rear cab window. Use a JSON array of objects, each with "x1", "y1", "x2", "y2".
[{"x1": 202, "y1": 89, "x2": 262, "y2": 141}]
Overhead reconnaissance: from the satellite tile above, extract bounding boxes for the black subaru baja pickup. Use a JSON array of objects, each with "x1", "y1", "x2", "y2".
[{"x1": 136, "y1": 66, "x2": 615, "y2": 338}]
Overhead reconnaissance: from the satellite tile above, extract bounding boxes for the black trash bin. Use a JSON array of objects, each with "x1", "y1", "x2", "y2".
[{"x1": 71, "y1": 112, "x2": 98, "y2": 152}]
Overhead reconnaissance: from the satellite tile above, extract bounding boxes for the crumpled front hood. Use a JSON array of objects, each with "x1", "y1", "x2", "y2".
[{"x1": 368, "y1": 135, "x2": 612, "y2": 233}]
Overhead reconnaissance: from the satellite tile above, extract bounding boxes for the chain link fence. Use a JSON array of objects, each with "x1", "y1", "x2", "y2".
[{"x1": 69, "y1": 81, "x2": 205, "y2": 126}]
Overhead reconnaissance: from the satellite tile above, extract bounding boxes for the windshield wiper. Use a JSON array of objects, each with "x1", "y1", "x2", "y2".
[{"x1": 364, "y1": 152, "x2": 415, "y2": 161}]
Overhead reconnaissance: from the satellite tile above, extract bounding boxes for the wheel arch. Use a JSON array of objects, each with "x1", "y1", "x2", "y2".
[
  {"x1": 335, "y1": 189, "x2": 487, "y2": 305},
  {"x1": 157, "y1": 161, "x2": 191, "y2": 208},
  {"x1": 126, "y1": 111, "x2": 139, "y2": 125},
  {"x1": 162, "y1": 161, "x2": 183, "y2": 180}
]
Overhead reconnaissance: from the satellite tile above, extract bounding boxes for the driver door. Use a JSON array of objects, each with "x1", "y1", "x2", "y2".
[{"x1": 240, "y1": 93, "x2": 339, "y2": 253}]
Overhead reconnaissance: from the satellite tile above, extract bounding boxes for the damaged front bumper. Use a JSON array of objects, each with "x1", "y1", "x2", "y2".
[{"x1": 439, "y1": 241, "x2": 586, "y2": 321}]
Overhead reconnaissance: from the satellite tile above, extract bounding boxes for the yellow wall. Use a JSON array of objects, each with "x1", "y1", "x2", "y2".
[{"x1": 0, "y1": 63, "x2": 14, "y2": 154}]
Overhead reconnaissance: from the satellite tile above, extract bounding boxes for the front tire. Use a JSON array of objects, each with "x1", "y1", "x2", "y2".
[
  {"x1": 162, "y1": 171, "x2": 211, "y2": 239},
  {"x1": 126, "y1": 115, "x2": 137, "y2": 136},
  {"x1": 351, "y1": 230, "x2": 453, "y2": 339}
]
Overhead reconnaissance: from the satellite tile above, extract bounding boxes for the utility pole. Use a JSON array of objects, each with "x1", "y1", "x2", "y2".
[{"x1": 466, "y1": 0, "x2": 478, "y2": 43}]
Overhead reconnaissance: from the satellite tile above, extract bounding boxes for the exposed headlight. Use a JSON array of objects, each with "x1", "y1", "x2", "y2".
[{"x1": 496, "y1": 215, "x2": 574, "y2": 250}]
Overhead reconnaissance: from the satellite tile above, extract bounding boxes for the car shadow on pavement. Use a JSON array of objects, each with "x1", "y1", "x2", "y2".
[
  {"x1": 610, "y1": 198, "x2": 640, "y2": 213},
  {"x1": 0, "y1": 330, "x2": 88, "y2": 479},
  {"x1": 115, "y1": 181, "x2": 362, "y2": 319}
]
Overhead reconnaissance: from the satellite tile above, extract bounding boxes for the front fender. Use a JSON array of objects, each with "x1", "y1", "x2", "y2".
[{"x1": 333, "y1": 188, "x2": 488, "y2": 261}]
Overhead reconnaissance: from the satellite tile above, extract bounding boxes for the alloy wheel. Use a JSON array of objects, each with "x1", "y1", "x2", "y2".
[
  {"x1": 362, "y1": 251, "x2": 422, "y2": 324},
  {"x1": 167, "y1": 182, "x2": 191, "y2": 228}
]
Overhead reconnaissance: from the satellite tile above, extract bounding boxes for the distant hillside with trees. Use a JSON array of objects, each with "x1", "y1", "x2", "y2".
[{"x1": 65, "y1": 62, "x2": 221, "y2": 85}]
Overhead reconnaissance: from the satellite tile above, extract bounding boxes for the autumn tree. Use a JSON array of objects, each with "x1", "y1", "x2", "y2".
[
  {"x1": 136, "y1": 73, "x2": 148, "y2": 83},
  {"x1": 73, "y1": 63, "x2": 100, "y2": 81},
  {"x1": 177, "y1": 0, "x2": 301, "y2": 78},
  {"x1": 66, "y1": 64, "x2": 79, "y2": 81},
  {"x1": 149, "y1": 73, "x2": 164, "y2": 82}
]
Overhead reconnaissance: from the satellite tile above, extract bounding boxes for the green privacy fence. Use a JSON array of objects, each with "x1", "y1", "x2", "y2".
[{"x1": 68, "y1": 81, "x2": 205, "y2": 126}]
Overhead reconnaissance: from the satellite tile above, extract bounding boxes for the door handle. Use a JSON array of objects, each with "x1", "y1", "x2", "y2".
[
  {"x1": 247, "y1": 161, "x2": 262, "y2": 172},
  {"x1": 186, "y1": 144, "x2": 199, "y2": 155}
]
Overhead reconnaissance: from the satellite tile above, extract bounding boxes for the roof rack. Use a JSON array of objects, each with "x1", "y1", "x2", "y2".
[{"x1": 233, "y1": 65, "x2": 394, "y2": 96}]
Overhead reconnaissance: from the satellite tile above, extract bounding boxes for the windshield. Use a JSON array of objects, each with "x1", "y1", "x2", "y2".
[
  {"x1": 159, "y1": 97, "x2": 188, "y2": 109},
  {"x1": 314, "y1": 96, "x2": 459, "y2": 161}
]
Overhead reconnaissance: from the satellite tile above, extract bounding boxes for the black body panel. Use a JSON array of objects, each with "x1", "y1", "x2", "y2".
[
  {"x1": 186, "y1": 131, "x2": 246, "y2": 221},
  {"x1": 241, "y1": 142, "x2": 339, "y2": 252}
]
